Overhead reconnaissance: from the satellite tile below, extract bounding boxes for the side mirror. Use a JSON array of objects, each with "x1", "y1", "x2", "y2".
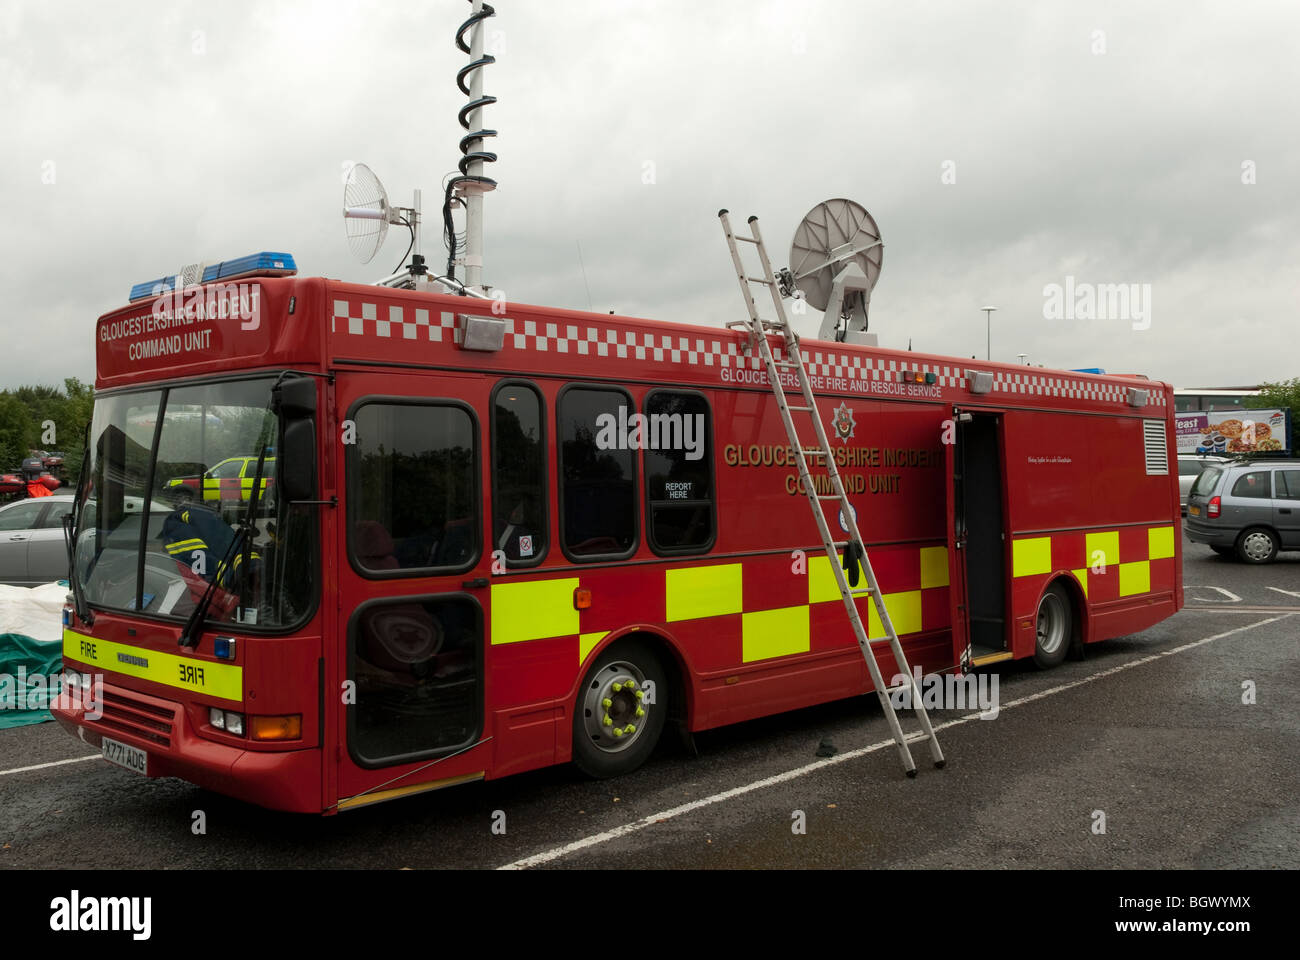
[
  {"x1": 279, "y1": 419, "x2": 316, "y2": 502},
  {"x1": 273, "y1": 377, "x2": 316, "y2": 419}
]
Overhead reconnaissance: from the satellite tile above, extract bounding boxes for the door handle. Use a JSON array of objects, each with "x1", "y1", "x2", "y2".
[
  {"x1": 462, "y1": 577, "x2": 489, "y2": 589},
  {"x1": 8, "y1": 535, "x2": 29, "y2": 541},
  {"x1": 1281, "y1": 508, "x2": 1293, "y2": 515}
]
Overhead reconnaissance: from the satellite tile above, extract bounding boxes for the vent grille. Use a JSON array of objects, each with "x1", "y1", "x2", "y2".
[{"x1": 1143, "y1": 419, "x2": 1168, "y2": 475}]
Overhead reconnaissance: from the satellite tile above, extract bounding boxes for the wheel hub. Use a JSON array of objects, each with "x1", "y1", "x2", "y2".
[{"x1": 582, "y1": 661, "x2": 650, "y2": 754}]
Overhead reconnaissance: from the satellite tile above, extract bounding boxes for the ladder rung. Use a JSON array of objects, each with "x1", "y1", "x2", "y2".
[
  {"x1": 903, "y1": 732, "x2": 933, "y2": 744},
  {"x1": 801, "y1": 447, "x2": 827, "y2": 457},
  {"x1": 815, "y1": 494, "x2": 844, "y2": 500},
  {"x1": 773, "y1": 360, "x2": 801, "y2": 368},
  {"x1": 745, "y1": 275, "x2": 770, "y2": 284},
  {"x1": 788, "y1": 405, "x2": 814, "y2": 412},
  {"x1": 734, "y1": 235, "x2": 758, "y2": 244}
]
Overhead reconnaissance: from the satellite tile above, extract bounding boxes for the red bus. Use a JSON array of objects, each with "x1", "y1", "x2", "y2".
[{"x1": 53, "y1": 256, "x2": 1183, "y2": 812}]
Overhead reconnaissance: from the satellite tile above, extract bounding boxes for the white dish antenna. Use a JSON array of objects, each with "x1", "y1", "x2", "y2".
[
  {"x1": 343, "y1": 162, "x2": 397, "y2": 265},
  {"x1": 788, "y1": 199, "x2": 884, "y2": 341}
]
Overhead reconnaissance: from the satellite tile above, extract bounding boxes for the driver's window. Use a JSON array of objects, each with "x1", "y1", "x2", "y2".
[
  {"x1": 347, "y1": 400, "x2": 479, "y2": 576},
  {"x1": 211, "y1": 460, "x2": 244, "y2": 479}
]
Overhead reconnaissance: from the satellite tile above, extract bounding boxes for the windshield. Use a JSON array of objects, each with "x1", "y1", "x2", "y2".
[{"x1": 73, "y1": 376, "x2": 314, "y2": 628}]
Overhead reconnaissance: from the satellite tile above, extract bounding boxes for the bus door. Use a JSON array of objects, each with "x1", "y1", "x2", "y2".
[
  {"x1": 951, "y1": 408, "x2": 1011, "y2": 668},
  {"x1": 332, "y1": 372, "x2": 490, "y2": 808}
]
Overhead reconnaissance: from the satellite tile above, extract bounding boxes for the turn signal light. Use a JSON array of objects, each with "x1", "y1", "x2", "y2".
[
  {"x1": 574, "y1": 588, "x2": 592, "y2": 610},
  {"x1": 249, "y1": 714, "x2": 302, "y2": 741},
  {"x1": 1207, "y1": 496, "x2": 1221, "y2": 519}
]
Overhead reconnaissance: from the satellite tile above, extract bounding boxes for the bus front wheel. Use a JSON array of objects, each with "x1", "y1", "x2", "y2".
[
  {"x1": 1033, "y1": 583, "x2": 1073, "y2": 670},
  {"x1": 573, "y1": 638, "x2": 667, "y2": 779}
]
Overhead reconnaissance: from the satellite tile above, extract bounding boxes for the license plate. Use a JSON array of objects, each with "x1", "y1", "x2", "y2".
[
  {"x1": 101, "y1": 737, "x2": 147, "y2": 776},
  {"x1": 1189, "y1": 505, "x2": 1201, "y2": 516}
]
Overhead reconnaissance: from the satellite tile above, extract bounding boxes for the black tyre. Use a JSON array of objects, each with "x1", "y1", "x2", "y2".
[
  {"x1": 572, "y1": 638, "x2": 667, "y2": 779},
  {"x1": 1033, "y1": 583, "x2": 1073, "y2": 670},
  {"x1": 1235, "y1": 527, "x2": 1279, "y2": 564},
  {"x1": 1210, "y1": 545, "x2": 1235, "y2": 559}
]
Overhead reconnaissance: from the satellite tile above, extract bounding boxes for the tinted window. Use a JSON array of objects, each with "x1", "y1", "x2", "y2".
[
  {"x1": 1191, "y1": 466, "x2": 1223, "y2": 496},
  {"x1": 349, "y1": 596, "x2": 482, "y2": 765},
  {"x1": 350, "y1": 403, "x2": 478, "y2": 573},
  {"x1": 1230, "y1": 471, "x2": 1272, "y2": 499},
  {"x1": 1277, "y1": 470, "x2": 1300, "y2": 500},
  {"x1": 558, "y1": 387, "x2": 636, "y2": 558},
  {"x1": 492, "y1": 383, "x2": 547, "y2": 565},
  {"x1": 644, "y1": 391, "x2": 714, "y2": 552}
]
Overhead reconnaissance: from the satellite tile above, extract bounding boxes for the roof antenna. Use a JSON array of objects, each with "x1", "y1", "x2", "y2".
[{"x1": 443, "y1": 0, "x2": 499, "y2": 295}]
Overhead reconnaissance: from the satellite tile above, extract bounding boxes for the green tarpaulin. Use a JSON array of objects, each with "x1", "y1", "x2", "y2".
[{"x1": 0, "y1": 632, "x2": 63, "y2": 729}]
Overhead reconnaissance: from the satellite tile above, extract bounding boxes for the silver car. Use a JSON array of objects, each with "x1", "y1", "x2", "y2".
[
  {"x1": 1177, "y1": 454, "x2": 1232, "y2": 515},
  {"x1": 1185, "y1": 461, "x2": 1300, "y2": 563},
  {"x1": 0, "y1": 495, "x2": 74, "y2": 585}
]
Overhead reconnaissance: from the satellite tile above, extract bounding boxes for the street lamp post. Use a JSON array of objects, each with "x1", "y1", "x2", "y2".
[{"x1": 981, "y1": 306, "x2": 997, "y2": 361}]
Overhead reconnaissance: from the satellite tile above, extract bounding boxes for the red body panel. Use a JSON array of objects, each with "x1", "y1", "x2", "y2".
[{"x1": 53, "y1": 276, "x2": 1183, "y2": 812}]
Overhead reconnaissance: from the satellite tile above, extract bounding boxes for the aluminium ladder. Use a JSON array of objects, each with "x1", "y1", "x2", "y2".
[{"x1": 717, "y1": 209, "x2": 945, "y2": 777}]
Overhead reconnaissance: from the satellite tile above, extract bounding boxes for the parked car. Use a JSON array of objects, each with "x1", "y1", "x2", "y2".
[
  {"x1": 1177, "y1": 454, "x2": 1232, "y2": 515},
  {"x1": 0, "y1": 494, "x2": 74, "y2": 586},
  {"x1": 164, "y1": 455, "x2": 275, "y2": 505},
  {"x1": 1185, "y1": 459, "x2": 1300, "y2": 563}
]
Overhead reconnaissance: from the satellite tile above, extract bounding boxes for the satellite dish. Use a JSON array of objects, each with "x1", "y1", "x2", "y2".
[
  {"x1": 343, "y1": 162, "x2": 393, "y2": 264},
  {"x1": 788, "y1": 199, "x2": 884, "y2": 340}
]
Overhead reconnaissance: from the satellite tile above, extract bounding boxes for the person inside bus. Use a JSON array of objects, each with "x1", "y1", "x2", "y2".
[{"x1": 158, "y1": 502, "x2": 261, "y2": 613}]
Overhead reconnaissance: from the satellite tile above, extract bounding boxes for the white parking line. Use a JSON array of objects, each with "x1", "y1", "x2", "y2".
[
  {"x1": 1267, "y1": 586, "x2": 1300, "y2": 600},
  {"x1": 1187, "y1": 585, "x2": 1242, "y2": 602},
  {"x1": 498, "y1": 615, "x2": 1294, "y2": 870},
  {"x1": 0, "y1": 754, "x2": 100, "y2": 777}
]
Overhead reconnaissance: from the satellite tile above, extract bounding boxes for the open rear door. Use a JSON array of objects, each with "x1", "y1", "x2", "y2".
[{"x1": 947, "y1": 407, "x2": 971, "y2": 671}]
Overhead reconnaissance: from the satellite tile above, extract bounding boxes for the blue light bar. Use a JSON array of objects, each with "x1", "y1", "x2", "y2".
[
  {"x1": 1069, "y1": 367, "x2": 1107, "y2": 375},
  {"x1": 128, "y1": 252, "x2": 297, "y2": 302},
  {"x1": 202, "y1": 252, "x2": 297, "y2": 283}
]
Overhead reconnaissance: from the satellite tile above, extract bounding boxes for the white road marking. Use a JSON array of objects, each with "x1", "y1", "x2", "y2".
[
  {"x1": 0, "y1": 754, "x2": 100, "y2": 777},
  {"x1": 1187, "y1": 585, "x2": 1242, "y2": 602},
  {"x1": 1267, "y1": 586, "x2": 1300, "y2": 600},
  {"x1": 498, "y1": 614, "x2": 1294, "y2": 870}
]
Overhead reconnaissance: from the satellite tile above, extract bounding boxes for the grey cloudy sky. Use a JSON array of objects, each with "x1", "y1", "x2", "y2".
[{"x1": 2, "y1": 0, "x2": 1297, "y2": 389}]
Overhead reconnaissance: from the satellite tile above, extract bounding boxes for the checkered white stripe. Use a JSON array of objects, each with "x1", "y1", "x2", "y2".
[
  {"x1": 330, "y1": 299, "x2": 1167, "y2": 408},
  {"x1": 332, "y1": 300, "x2": 462, "y2": 344}
]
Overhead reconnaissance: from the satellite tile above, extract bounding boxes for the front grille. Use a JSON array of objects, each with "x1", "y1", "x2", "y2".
[{"x1": 92, "y1": 686, "x2": 176, "y2": 748}]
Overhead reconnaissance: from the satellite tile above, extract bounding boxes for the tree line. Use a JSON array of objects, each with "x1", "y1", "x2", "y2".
[{"x1": 0, "y1": 378, "x2": 94, "y2": 484}]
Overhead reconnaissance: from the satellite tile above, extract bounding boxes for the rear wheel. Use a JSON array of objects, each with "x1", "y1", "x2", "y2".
[
  {"x1": 1033, "y1": 583, "x2": 1072, "y2": 670},
  {"x1": 1236, "y1": 528, "x2": 1279, "y2": 564},
  {"x1": 573, "y1": 638, "x2": 667, "y2": 779}
]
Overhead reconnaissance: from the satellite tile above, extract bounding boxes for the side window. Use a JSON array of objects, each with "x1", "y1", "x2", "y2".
[
  {"x1": 558, "y1": 386, "x2": 637, "y2": 559},
  {"x1": 40, "y1": 502, "x2": 73, "y2": 529},
  {"x1": 1230, "y1": 471, "x2": 1272, "y2": 499},
  {"x1": 491, "y1": 382, "x2": 547, "y2": 566},
  {"x1": 0, "y1": 502, "x2": 47, "y2": 531},
  {"x1": 644, "y1": 391, "x2": 714, "y2": 553},
  {"x1": 210, "y1": 459, "x2": 244, "y2": 479},
  {"x1": 348, "y1": 401, "x2": 479, "y2": 574},
  {"x1": 1279, "y1": 470, "x2": 1300, "y2": 500}
]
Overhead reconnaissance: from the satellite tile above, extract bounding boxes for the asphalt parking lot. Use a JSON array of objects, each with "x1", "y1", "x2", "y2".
[{"x1": 1, "y1": 533, "x2": 1296, "y2": 870}]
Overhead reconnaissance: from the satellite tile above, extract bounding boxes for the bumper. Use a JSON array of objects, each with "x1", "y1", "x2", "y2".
[
  {"x1": 1184, "y1": 517, "x2": 1236, "y2": 548},
  {"x1": 52, "y1": 680, "x2": 322, "y2": 813}
]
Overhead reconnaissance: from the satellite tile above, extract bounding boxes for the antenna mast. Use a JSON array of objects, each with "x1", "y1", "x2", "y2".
[{"x1": 447, "y1": 0, "x2": 498, "y2": 294}]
